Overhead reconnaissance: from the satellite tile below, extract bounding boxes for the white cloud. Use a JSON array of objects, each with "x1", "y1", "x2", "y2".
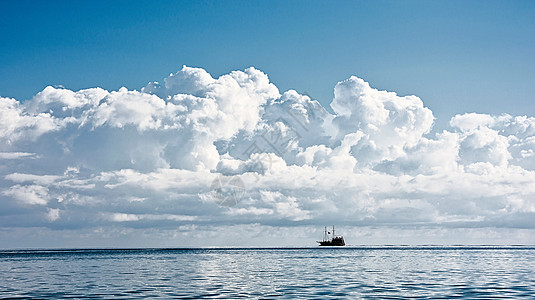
[
  {"x1": 0, "y1": 66, "x2": 534, "y2": 246},
  {"x1": 3, "y1": 184, "x2": 50, "y2": 205},
  {"x1": 326, "y1": 76, "x2": 435, "y2": 167},
  {"x1": 450, "y1": 112, "x2": 497, "y2": 131},
  {"x1": 0, "y1": 152, "x2": 36, "y2": 160},
  {"x1": 0, "y1": 97, "x2": 60, "y2": 145},
  {"x1": 5, "y1": 173, "x2": 61, "y2": 185},
  {"x1": 46, "y1": 208, "x2": 60, "y2": 221},
  {"x1": 108, "y1": 213, "x2": 140, "y2": 222},
  {"x1": 452, "y1": 113, "x2": 535, "y2": 170}
]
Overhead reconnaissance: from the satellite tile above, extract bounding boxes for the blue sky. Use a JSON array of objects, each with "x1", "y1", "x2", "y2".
[
  {"x1": 1, "y1": 1, "x2": 535, "y2": 248},
  {"x1": 2, "y1": 0, "x2": 534, "y2": 128}
]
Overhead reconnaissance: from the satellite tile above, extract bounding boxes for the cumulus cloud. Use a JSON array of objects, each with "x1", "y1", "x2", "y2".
[
  {"x1": 0, "y1": 97, "x2": 59, "y2": 145},
  {"x1": 326, "y1": 76, "x2": 435, "y2": 167},
  {"x1": 3, "y1": 184, "x2": 50, "y2": 206},
  {"x1": 0, "y1": 65, "x2": 534, "y2": 246}
]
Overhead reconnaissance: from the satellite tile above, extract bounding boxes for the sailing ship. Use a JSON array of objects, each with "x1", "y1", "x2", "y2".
[{"x1": 317, "y1": 226, "x2": 345, "y2": 246}]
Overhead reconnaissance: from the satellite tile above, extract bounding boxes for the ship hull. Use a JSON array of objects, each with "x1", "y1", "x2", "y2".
[{"x1": 317, "y1": 237, "x2": 345, "y2": 246}]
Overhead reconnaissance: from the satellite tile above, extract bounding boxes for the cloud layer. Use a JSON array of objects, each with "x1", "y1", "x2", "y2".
[{"x1": 1, "y1": 66, "x2": 534, "y2": 247}]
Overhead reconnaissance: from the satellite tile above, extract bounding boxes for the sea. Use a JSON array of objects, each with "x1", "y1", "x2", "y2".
[{"x1": 1, "y1": 246, "x2": 534, "y2": 299}]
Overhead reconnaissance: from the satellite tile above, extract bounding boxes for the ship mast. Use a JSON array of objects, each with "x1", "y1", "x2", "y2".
[{"x1": 332, "y1": 225, "x2": 335, "y2": 238}]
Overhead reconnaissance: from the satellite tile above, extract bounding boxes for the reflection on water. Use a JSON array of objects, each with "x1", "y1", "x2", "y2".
[{"x1": 1, "y1": 247, "x2": 535, "y2": 299}]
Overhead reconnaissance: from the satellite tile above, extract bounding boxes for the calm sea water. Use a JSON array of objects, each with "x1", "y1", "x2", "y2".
[{"x1": 1, "y1": 246, "x2": 535, "y2": 299}]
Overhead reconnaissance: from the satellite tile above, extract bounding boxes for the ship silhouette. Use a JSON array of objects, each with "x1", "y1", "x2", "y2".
[{"x1": 317, "y1": 226, "x2": 345, "y2": 246}]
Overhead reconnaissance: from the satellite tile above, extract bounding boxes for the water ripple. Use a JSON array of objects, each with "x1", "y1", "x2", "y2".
[{"x1": 1, "y1": 247, "x2": 534, "y2": 299}]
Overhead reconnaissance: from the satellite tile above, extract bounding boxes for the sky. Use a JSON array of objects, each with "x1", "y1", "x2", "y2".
[{"x1": 1, "y1": 0, "x2": 535, "y2": 248}]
